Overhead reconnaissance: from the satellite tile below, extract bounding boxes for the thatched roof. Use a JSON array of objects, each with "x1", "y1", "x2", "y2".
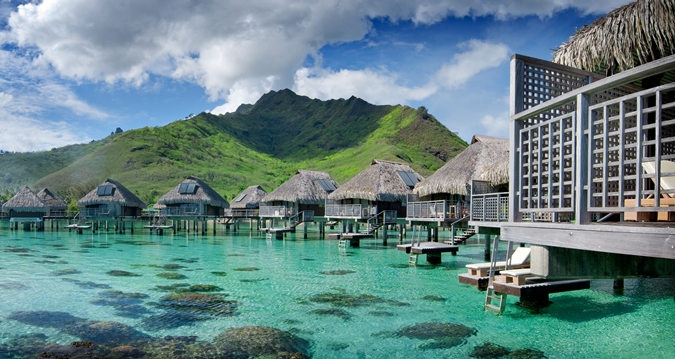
[
  {"x1": 327, "y1": 159, "x2": 423, "y2": 202},
  {"x1": 263, "y1": 170, "x2": 340, "y2": 204},
  {"x1": 3, "y1": 187, "x2": 48, "y2": 213},
  {"x1": 553, "y1": 0, "x2": 675, "y2": 74},
  {"x1": 77, "y1": 179, "x2": 147, "y2": 208},
  {"x1": 36, "y1": 188, "x2": 67, "y2": 211},
  {"x1": 157, "y1": 176, "x2": 229, "y2": 208},
  {"x1": 230, "y1": 185, "x2": 268, "y2": 209},
  {"x1": 414, "y1": 135, "x2": 509, "y2": 197}
]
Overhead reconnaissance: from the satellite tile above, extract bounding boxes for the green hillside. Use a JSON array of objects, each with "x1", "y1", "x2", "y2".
[{"x1": 0, "y1": 89, "x2": 467, "y2": 205}]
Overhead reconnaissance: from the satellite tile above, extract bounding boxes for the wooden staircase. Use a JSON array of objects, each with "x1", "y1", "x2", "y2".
[{"x1": 453, "y1": 227, "x2": 477, "y2": 244}]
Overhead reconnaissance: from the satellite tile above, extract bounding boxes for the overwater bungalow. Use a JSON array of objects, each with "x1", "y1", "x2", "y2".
[
  {"x1": 325, "y1": 159, "x2": 422, "y2": 233},
  {"x1": 157, "y1": 176, "x2": 228, "y2": 218},
  {"x1": 226, "y1": 185, "x2": 267, "y2": 218},
  {"x1": 260, "y1": 170, "x2": 339, "y2": 222},
  {"x1": 3, "y1": 187, "x2": 48, "y2": 229},
  {"x1": 409, "y1": 135, "x2": 509, "y2": 222},
  {"x1": 77, "y1": 179, "x2": 146, "y2": 224},
  {"x1": 471, "y1": 0, "x2": 675, "y2": 312},
  {"x1": 36, "y1": 188, "x2": 68, "y2": 217}
]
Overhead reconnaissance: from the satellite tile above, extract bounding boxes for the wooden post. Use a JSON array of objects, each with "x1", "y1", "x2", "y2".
[
  {"x1": 303, "y1": 223, "x2": 308, "y2": 239},
  {"x1": 509, "y1": 56, "x2": 525, "y2": 223},
  {"x1": 485, "y1": 234, "x2": 492, "y2": 261},
  {"x1": 383, "y1": 224, "x2": 387, "y2": 245},
  {"x1": 575, "y1": 92, "x2": 591, "y2": 225}
]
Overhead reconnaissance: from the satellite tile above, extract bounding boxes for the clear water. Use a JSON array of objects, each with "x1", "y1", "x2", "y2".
[{"x1": 0, "y1": 221, "x2": 674, "y2": 358}]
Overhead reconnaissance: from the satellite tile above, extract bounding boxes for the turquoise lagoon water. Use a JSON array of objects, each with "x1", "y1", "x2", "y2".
[{"x1": 0, "y1": 221, "x2": 674, "y2": 358}]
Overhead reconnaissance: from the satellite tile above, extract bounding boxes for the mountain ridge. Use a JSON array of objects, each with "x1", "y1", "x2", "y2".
[{"x1": 0, "y1": 89, "x2": 467, "y2": 205}]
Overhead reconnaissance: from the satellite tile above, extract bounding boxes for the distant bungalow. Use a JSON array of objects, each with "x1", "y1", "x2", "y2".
[
  {"x1": 326, "y1": 159, "x2": 423, "y2": 228},
  {"x1": 36, "y1": 188, "x2": 68, "y2": 217},
  {"x1": 409, "y1": 135, "x2": 509, "y2": 223},
  {"x1": 157, "y1": 176, "x2": 229, "y2": 218},
  {"x1": 3, "y1": 187, "x2": 48, "y2": 229},
  {"x1": 78, "y1": 179, "x2": 147, "y2": 219},
  {"x1": 227, "y1": 185, "x2": 268, "y2": 217},
  {"x1": 260, "y1": 170, "x2": 339, "y2": 219}
]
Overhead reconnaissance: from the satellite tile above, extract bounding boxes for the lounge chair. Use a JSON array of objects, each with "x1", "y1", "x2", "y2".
[
  {"x1": 465, "y1": 247, "x2": 531, "y2": 277},
  {"x1": 624, "y1": 160, "x2": 675, "y2": 221}
]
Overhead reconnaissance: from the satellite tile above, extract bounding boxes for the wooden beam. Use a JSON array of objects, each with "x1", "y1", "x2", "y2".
[{"x1": 501, "y1": 223, "x2": 675, "y2": 259}]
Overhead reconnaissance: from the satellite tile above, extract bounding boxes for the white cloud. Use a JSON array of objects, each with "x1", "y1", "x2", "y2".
[
  {"x1": 435, "y1": 40, "x2": 509, "y2": 89},
  {"x1": 4, "y1": 0, "x2": 631, "y2": 103},
  {"x1": 0, "y1": 114, "x2": 90, "y2": 152},
  {"x1": 210, "y1": 77, "x2": 277, "y2": 114},
  {"x1": 294, "y1": 67, "x2": 437, "y2": 105},
  {"x1": 479, "y1": 112, "x2": 510, "y2": 137}
]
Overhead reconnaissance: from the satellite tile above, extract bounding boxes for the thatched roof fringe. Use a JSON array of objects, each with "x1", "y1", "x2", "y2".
[
  {"x1": 414, "y1": 135, "x2": 509, "y2": 197},
  {"x1": 3, "y1": 187, "x2": 48, "y2": 213},
  {"x1": 36, "y1": 188, "x2": 68, "y2": 211},
  {"x1": 157, "y1": 176, "x2": 229, "y2": 208},
  {"x1": 263, "y1": 170, "x2": 339, "y2": 204},
  {"x1": 77, "y1": 179, "x2": 147, "y2": 208},
  {"x1": 553, "y1": 0, "x2": 675, "y2": 73},
  {"x1": 327, "y1": 159, "x2": 423, "y2": 202},
  {"x1": 230, "y1": 185, "x2": 268, "y2": 209}
]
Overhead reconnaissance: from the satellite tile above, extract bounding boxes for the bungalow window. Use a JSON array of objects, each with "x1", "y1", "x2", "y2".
[
  {"x1": 316, "y1": 179, "x2": 336, "y2": 193},
  {"x1": 178, "y1": 183, "x2": 198, "y2": 194},
  {"x1": 234, "y1": 193, "x2": 247, "y2": 202},
  {"x1": 397, "y1": 171, "x2": 419, "y2": 188},
  {"x1": 97, "y1": 185, "x2": 114, "y2": 196}
]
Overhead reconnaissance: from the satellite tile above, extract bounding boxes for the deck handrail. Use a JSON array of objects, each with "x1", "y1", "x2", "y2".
[
  {"x1": 511, "y1": 54, "x2": 675, "y2": 223},
  {"x1": 406, "y1": 200, "x2": 465, "y2": 220},
  {"x1": 511, "y1": 54, "x2": 675, "y2": 122},
  {"x1": 471, "y1": 192, "x2": 509, "y2": 222}
]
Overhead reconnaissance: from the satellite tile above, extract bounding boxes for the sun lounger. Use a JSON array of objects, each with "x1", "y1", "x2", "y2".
[
  {"x1": 465, "y1": 247, "x2": 531, "y2": 277},
  {"x1": 625, "y1": 160, "x2": 675, "y2": 221},
  {"x1": 497, "y1": 268, "x2": 533, "y2": 286}
]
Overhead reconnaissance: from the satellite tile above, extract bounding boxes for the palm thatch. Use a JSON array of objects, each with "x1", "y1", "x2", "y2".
[
  {"x1": 36, "y1": 188, "x2": 67, "y2": 211},
  {"x1": 553, "y1": 0, "x2": 675, "y2": 74},
  {"x1": 327, "y1": 159, "x2": 423, "y2": 202},
  {"x1": 157, "y1": 176, "x2": 229, "y2": 208},
  {"x1": 414, "y1": 135, "x2": 509, "y2": 197},
  {"x1": 230, "y1": 185, "x2": 268, "y2": 209},
  {"x1": 77, "y1": 179, "x2": 147, "y2": 208},
  {"x1": 263, "y1": 170, "x2": 340, "y2": 204},
  {"x1": 3, "y1": 187, "x2": 48, "y2": 213}
]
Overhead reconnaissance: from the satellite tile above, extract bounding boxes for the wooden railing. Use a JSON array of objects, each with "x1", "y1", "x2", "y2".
[
  {"x1": 406, "y1": 200, "x2": 465, "y2": 220},
  {"x1": 259, "y1": 205, "x2": 297, "y2": 218},
  {"x1": 510, "y1": 54, "x2": 675, "y2": 223},
  {"x1": 160, "y1": 207, "x2": 201, "y2": 217},
  {"x1": 325, "y1": 203, "x2": 374, "y2": 218},
  {"x1": 81, "y1": 208, "x2": 117, "y2": 218},
  {"x1": 223, "y1": 209, "x2": 259, "y2": 218},
  {"x1": 471, "y1": 193, "x2": 508, "y2": 222}
]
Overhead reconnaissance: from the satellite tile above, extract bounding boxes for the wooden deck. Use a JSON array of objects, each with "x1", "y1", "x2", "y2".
[
  {"x1": 458, "y1": 273, "x2": 490, "y2": 291},
  {"x1": 397, "y1": 242, "x2": 459, "y2": 264},
  {"x1": 493, "y1": 277, "x2": 591, "y2": 304},
  {"x1": 328, "y1": 233, "x2": 374, "y2": 247}
]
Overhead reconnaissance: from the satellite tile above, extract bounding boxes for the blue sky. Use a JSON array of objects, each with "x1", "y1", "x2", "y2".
[{"x1": 0, "y1": 0, "x2": 632, "y2": 152}]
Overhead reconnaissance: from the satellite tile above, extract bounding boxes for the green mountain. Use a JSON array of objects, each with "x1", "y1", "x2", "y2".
[{"x1": 0, "y1": 89, "x2": 467, "y2": 205}]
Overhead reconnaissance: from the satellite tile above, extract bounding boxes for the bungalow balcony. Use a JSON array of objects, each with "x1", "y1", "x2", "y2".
[
  {"x1": 324, "y1": 203, "x2": 376, "y2": 219},
  {"x1": 405, "y1": 200, "x2": 467, "y2": 222},
  {"x1": 259, "y1": 205, "x2": 297, "y2": 218},
  {"x1": 223, "y1": 208, "x2": 259, "y2": 218},
  {"x1": 495, "y1": 53, "x2": 675, "y2": 260},
  {"x1": 160, "y1": 206, "x2": 202, "y2": 217},
  {"x1": 81, "y1": 208, "x2": 118, "y2": 218}
]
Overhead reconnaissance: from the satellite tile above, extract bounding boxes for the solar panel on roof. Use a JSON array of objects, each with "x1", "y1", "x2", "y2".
[
  {"x1": 234, "y1": 193, "x2": 247, "y2": 202},
  {"x1": 178, "y1": 183, "x2": 198, "y2": 194},
  {"x1": 97, "y1": 185, "x2": 114, "y2": 196},
  {"x1": 178, "y1": 183, "x2": 189, "y2": 194},
  {"x1": 397, "y1": 171, "x2": 419, "y2": 187},
  {"x1": 316, "y1": 179, "x2": 336, "y2": 192}
]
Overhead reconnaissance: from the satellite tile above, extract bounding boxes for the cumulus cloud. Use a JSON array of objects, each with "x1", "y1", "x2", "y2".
[
  {"x1": 479, "y1": 112, "x2": 510, "y2": 137},
  {"x1": 292, "y1": 39, "x2": 507, "y2": 107},
  {"x1": 5, "y1": 0, "x2": 630, "y2": 101},
  {"x1": 435, "y1": 40, "x2": 509, "y2": 89}
]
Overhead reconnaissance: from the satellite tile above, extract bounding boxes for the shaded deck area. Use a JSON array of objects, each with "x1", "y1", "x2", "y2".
[{"x1": 397, "y1": 242, "x2": 459, "y2": 264}]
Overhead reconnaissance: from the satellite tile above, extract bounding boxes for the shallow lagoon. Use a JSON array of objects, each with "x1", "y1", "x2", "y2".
[{"x1": 0, "y1": 222, "x2": 673, "y2": 358}]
